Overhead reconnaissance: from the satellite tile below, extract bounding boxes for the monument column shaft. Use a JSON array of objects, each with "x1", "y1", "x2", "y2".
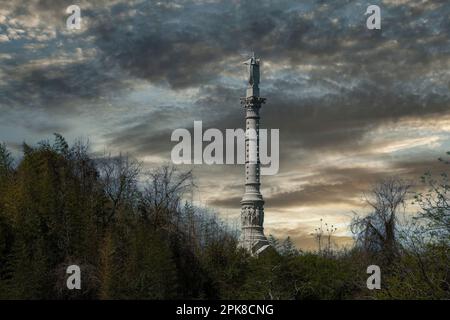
[{"x1": 245, "y1": 110, "x2": 261, "y2": 193}]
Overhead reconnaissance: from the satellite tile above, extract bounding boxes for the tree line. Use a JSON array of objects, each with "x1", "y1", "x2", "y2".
[{"x1": 0, "y1": 135, "x2": 448, "y2": 299}]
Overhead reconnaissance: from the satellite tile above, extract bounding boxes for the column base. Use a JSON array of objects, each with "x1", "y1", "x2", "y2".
[{"x1": 239, "y1": 226, "x2": 270, "y2": 255}]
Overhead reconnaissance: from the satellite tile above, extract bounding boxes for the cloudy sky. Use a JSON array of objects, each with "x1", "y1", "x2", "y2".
[{"x1": 1, "y1": 0, "x2": 449, "y2": 249}]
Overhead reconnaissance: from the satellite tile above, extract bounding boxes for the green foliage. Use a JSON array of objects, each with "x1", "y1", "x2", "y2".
[
  {"x1": 414, "y1": 159, "x2": 450, "y2": 244},
  {"x1": 0, "y1": 138, "x2": 448, "y2": 300},
  {"x1": 107, "y1": 223, "x2": 178, "y2": 299},
  {"x1": 0, "y1": 143, "x2": 13, "y2": 178},
  {"x1": 199, "y1": 238, "x2": 249, "y2": 299},
  {"x1": 237, "y1": 251, "x2": 360, "y2": 300},
  {"x1": 0, "y1": 137, "x2": 104, "y2": 298},
  {"x1": 371, "y1": 242, "x2": 449, "y2": 300}
]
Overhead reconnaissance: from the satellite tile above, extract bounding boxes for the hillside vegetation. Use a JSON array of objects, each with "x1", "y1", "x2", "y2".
[{"x1": 0, "y1": 135, "x2": 448, "y2": 299}]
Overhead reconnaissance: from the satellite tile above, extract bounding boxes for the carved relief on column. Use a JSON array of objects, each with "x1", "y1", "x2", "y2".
[
  {"x1": 241, "y1": 205, "x2": 250, "y2": 226},
  {"x1": 255, "y1": 206, "x2": 264, "y2": 225},
  {"x1": 241, "y1": 204, "x2": 264, "y2": 227}
]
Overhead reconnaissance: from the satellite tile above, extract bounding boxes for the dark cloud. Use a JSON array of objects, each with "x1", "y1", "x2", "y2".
[
  {"x1": 1, "y1": 0, "x2": 449, "y2": 232},
  {"x1": 91, "y1": 0, "x2": 449, "y2": 159},
  {"x1": 0, "y1": 59, "x2": 130, "y2": 113},
  {"x1": 104, "y1": 79, "x2": 450, "y2": 167},
  {"x1": 210, "y1": 158, "x2": 450, "y2": 209},
  {"x1": 104, "y1": 85, "x2": 243, "y2": 156},
  {"x1": 210, "y1": 166, "x2": 374, "y2": 209},
  {"x1": 2, "y1": 0, "x2": 449, "y2": 114}
]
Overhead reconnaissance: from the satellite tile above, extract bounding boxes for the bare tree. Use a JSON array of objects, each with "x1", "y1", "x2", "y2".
[
  {"x1": 414, "y1": 157, "x2": 450, "y2": 243},
  {"x1": 140, "y1": 165, "x2": 194, "y2": 230},
  {"x1": 95, "y1": 153, "x2": 141, "y2": 223},
  {"x1": 351, "y1": 178, "x2": 411, "y2": 262}
]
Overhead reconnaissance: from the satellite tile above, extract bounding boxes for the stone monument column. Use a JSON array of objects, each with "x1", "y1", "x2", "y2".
[{"x1": 239, "y1": 54, "x2": 270, "y2": 255}]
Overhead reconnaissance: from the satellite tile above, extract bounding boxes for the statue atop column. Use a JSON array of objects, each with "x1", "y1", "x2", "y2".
[{"x1": 244, "y1": 53, "x2": 260, "y2": 98}]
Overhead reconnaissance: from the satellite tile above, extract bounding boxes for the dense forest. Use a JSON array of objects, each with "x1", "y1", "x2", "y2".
[{"x1": 0, "y1": 135, "x2": 448, "y2": 299}]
